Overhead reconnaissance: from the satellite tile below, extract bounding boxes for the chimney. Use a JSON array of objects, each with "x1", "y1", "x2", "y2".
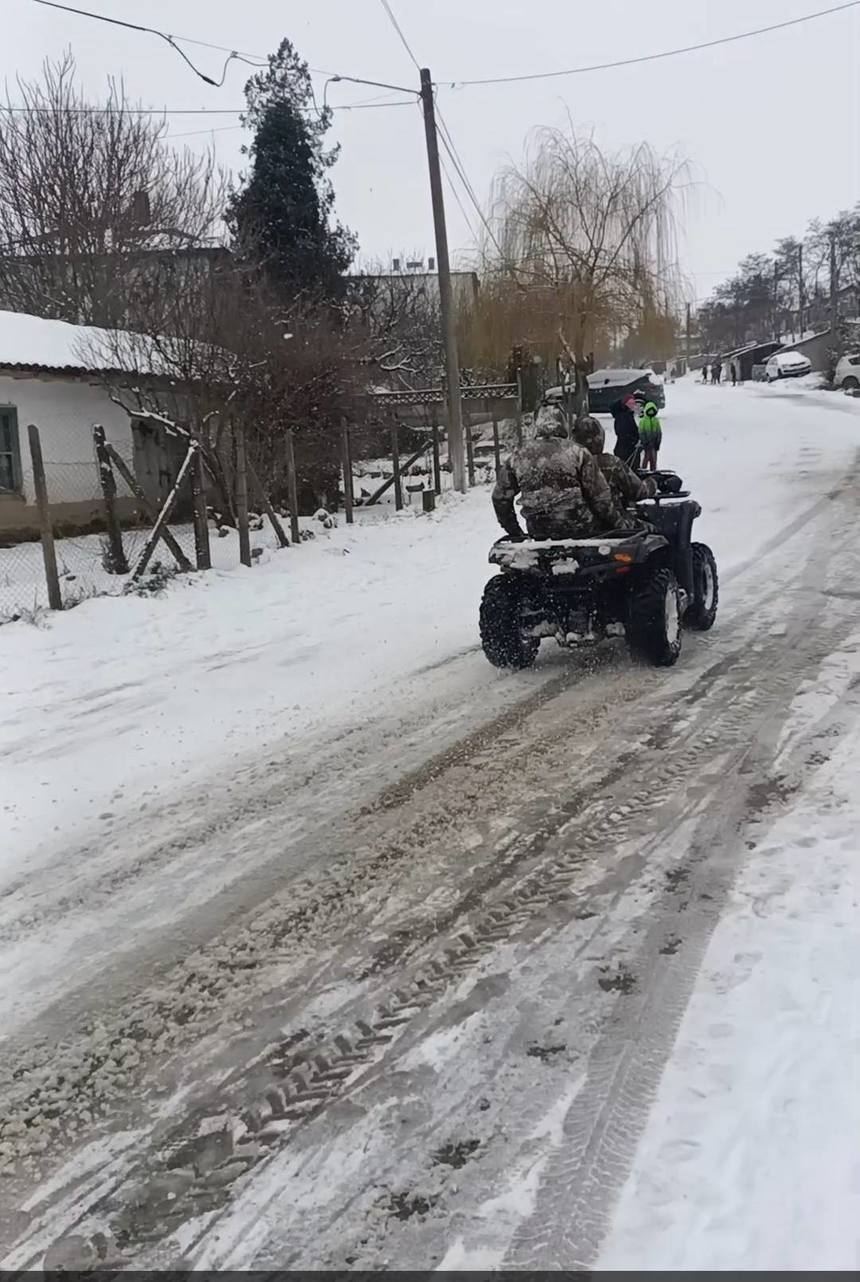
[
  {"x1": 428, "y1": 256, "x2": 436, "y2": 271},
  {"x1": 392, "y1": 257, "x2": 401, "y2": 271}
]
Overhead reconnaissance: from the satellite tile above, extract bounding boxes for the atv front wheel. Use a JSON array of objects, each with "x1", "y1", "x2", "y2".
[
  {"x1": 479, "y1": 574, "x2": 539, "y2": 669},
  {"x1": 627, "y1": 566, "x2": 682, "y2": 667},
  {"x1": 687, "y1": 543, "x2": 719, "y2": 631}
]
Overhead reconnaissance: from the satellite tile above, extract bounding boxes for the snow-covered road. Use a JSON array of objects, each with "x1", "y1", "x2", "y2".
[{"x1": 3, "y1": 378, "x2": 860, "y2": 1269}]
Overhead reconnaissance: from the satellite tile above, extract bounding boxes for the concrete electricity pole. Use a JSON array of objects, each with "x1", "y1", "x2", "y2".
[
  {"x1": 420, "y1": 67, "x2": 466, "y2": 494},
  {"x1": 685, "y1": 301, "x2": 692, "y2": 372},
  {"x1": 797, "y1": 242, "x2": 805, "y2": 339}
]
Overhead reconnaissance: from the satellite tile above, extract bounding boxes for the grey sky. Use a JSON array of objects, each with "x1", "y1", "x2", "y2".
[{"x1": 7, "y1": 0, "x2": 860, "y2": 303}]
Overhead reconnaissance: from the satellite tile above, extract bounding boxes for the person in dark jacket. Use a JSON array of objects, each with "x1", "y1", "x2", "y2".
[
  {"x1": 492, "y1": 407, "x2": 622, "y2": 540},
  {"x1": 572, "y1": 416, "x2": 656, "y2": 508},
  {"x1": 610, "y1": 395, "x2": 641, "y2": 465}
]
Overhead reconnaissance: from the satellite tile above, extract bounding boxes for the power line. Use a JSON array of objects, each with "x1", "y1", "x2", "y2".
[
  {"x1": 0, "y1": 99, "x2": 414, "y2": 116},
  {"x1": 449, "y1": 1, "x2": 860, "y2": 86},
  {"x1": 377, "y1": 0, "x2": 489, "y2": 253},
  {"x1": 379, "y1": 0, "x2": 421, "y2": 69},
  {"x1": 31, "y1": 0, "x2": 263, "y2": 85}
]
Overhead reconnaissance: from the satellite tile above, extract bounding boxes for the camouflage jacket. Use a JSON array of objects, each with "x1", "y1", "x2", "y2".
[
  {"x1": 596, "y1": 452, "x2": 654, "y2": 507},
  {"x1": 492, "y1": 436, "x2": 622, "y2": 540}
]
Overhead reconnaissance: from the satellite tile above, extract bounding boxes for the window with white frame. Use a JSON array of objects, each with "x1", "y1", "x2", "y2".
[{"x1": 0, "y1": 406, "x2": 22, "y2": 493}]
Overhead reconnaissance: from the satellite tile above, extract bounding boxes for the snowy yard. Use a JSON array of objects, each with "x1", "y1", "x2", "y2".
[{"x1": 3, "y1": 376, "x2": 860, "y2": 1269}]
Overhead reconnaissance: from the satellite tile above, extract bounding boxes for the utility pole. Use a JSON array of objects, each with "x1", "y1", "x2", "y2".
[
  {"x1": 685, "y1": 301, "x2": 692, "y2": 373},
  {"x1": 797, "y1": 242, "x2": 804, "y2": 340},
  {"x1": 420, "y1": 67, "x2": 466, "y2": 493},
  {"x1": 772, "y1": 260, "x2": 779, "y2": 339}
]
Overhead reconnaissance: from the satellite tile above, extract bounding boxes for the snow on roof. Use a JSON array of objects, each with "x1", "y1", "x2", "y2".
[{"x1": 0, "y1": 309, "x2": 155, "y2": 376}]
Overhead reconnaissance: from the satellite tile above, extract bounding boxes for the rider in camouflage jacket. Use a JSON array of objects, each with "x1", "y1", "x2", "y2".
[
  {"x1": 572, "y1": 416, "x2": 656, "y2": 509},
  {"x1": 492, "y1": 407, "x2": 622, "y2": 540}
]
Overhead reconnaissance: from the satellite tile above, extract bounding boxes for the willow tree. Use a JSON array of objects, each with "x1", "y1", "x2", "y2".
[{"x1": 468, "y1": 126, "x2": 689, "y2": 414}]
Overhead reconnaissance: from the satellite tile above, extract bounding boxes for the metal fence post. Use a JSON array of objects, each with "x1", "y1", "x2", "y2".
[{"x1": 27, "y1": 424, "x2": 62, "y2": 610}]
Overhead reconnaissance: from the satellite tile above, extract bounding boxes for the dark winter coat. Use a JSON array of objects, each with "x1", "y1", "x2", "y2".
[
  {"x1": 492, "y1": 418, "x2": 621, "y2": 540},
  {"x1": 610, "y1": 399, "x2": 640, "y2": 462}
]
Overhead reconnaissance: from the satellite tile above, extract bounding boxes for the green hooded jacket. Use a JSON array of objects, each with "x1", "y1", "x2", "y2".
[{"x1": 639, "y1": 401, "x2": 663, "y2": 448}]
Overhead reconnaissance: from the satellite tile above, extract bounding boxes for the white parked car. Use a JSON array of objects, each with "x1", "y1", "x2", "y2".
[
  {"x1": 764, "y1": 351, "x2": 812, "y2": 382},
  {"x1": 834, "y1": 352, "x2": 860, "y2": 391}
]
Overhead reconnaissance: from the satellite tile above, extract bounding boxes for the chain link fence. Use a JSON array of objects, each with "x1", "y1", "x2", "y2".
[{"x1": 0, "y1": 449, "x2": 199, "y2": 624}]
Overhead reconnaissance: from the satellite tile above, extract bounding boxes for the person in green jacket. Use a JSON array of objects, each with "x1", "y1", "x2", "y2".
[{"x1": 639, "y1": 401, "x2": 663, "y2": 471}]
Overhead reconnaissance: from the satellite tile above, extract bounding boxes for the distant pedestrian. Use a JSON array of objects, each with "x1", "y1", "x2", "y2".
[
  {"x1": 712, "y1": 362, "x2": 722, "y2": 385},
  {"x1": 639, "y1": 401, "x2": 663, "y2": 472},
  {"x1": 730, "y1": 362, "x2": 737, "y2": 386}
]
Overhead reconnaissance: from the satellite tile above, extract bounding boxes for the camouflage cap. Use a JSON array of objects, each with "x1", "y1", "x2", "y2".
[{"x1": 572, "y1": 416, "x2": 605, "y2": 455}]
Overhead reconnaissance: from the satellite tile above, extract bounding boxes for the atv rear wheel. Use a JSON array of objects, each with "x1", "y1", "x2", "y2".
[
  {"x1": 627, "y1": 566, "x2": 682, "y2": 667},
  {"x1": 479, "y1": 574, "x2": 540, "y2": 669},
  {"x1": 687, "y1": 542, "x2": 719, "y2": 631}
]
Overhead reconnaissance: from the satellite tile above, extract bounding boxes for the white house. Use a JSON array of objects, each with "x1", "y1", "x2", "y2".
[{"x1": 0, "y1": 311, "x2": 138, "y2": 539}]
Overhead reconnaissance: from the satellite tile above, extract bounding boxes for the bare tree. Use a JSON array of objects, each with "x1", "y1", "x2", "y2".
[
  {"x1": 0, "y1": 52, "x2": 228, "y2": 328},
  {"x1": 472, "y1": 125, "x2": 689, "y2": 413},
  {"x1": 82, "y1": 258, "x2": 361, "y2": 518},
  {"x1": 346, "y1": 260, "x2": 444, "y2": 391}
]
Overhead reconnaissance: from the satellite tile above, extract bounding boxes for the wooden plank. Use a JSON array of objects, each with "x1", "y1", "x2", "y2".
[
  {"x1": 106, "y1": 444, "x2": 193, "y2": 572},
  {"x1": 130, "y1": 444, "x2": 196, "y2": 581},
  {"x1": 364, "y1": 442, "x2": 428, "y2": 506},
  {"x1": 27, "y1": 423, "x2": 62, "y2": 610},
  {"x1": 93, "y1": 424, "x2": 129, "y2": 574},
  {"x1": 247, "y1": 458, "x2": 289, "y2": 548}
]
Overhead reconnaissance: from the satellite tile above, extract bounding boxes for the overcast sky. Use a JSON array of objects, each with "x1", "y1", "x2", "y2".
[{"x1": 7, "y1": 0, "x2": 860, "y2": 302}]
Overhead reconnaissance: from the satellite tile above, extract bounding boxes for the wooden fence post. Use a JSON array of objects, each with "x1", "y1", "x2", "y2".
[
  {"x1": 390, "y1": 421, "x2": 403, "y2": 511},
  {"x1": 492, "y1": 413, "x2": 502, "y2": 477},
  {"x1": 190, "y1": 443, "x2": 211, "y2": 570},
  {"x1": 516, "y1": 370, "x2": 525, "y2": 444},
  {"x1": 27, "y1": 424, "x2": 62, "y2": 611},
  {"x1": 431, "y1": 416, "x2": 442, "y2": 495},
  {"x1": 285, "y1": 429, "x2": 301, "y2": 544},
  {"x1": 464, "y1": 410, "x2": 475, "y2": 487},
  {"x1": 341, "y1": 419, "x2": 354, "y2": 524},
  {"x1": 234, "y1": 423, "x2": 252, "y2": 568},
  {"x1": 93, "y1": 424, "x2": 129, "y2": 574}
]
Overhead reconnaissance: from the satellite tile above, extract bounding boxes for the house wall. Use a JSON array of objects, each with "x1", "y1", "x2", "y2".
[{"x1": 0, "y1": 371, "x2": 136, "y2": 539}]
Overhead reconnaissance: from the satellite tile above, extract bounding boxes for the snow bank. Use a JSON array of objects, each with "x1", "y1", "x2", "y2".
[{"x1": 598, "y1": 655, "x2": 860, "y2": 1270}]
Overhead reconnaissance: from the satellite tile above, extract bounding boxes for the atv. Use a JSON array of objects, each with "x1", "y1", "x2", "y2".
[{"x1": 479, "y1": 471, "x2": 718, "y2": 669}]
